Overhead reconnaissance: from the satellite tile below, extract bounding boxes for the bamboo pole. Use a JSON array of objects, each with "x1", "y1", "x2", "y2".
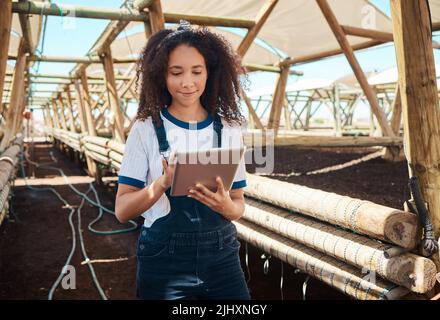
[
  {"x1": 12, "y1": 1, "x2": 149, "y2": 22},
  {"x1": 340, "y1": 25, "x2": 394, "y2": 42},
  {"x1": 244, "y1": 174, "x2": 419, "y2": 249},
  {"x1": 240, "y1": 88, "x2": 264, "y2": 130},
  {"x1": 64, "y1": 90, "x2": 77, "y2": 133},
  {"x1": 234, "y1": 219, "x2": 409, "y2": 300},
  {"x1": 316, "y1": 0, "x2": 394, "y2": 138},
  {"x1": 73, "y1": 80, "x2": 88, "y2": 133},
  {"x1": 0, "y1": 0, "x2": 12, "y2": 106},
  {"x1": 100, "y1": 47, "x2": 126, "y2": 142},
  {"x1": 267, "y1": 65, "x2": 289, "y2": 136},
  {"x1": 51, "y1": 98, "x2": 63, "y2": 130},
  {"x1": 243, "y1": 197, "x2": 437, "y2": 293},
  {"x1": 390, "y1": 0, "x2": 440, "y2": 267},
  {"x1": 80, "y1": 70, "x2": 97, "y2": 136},
  {"x1": 237, "y1": 0, "x2": 279, "y2": 57},
  {"x1": 56, "y1": 96, "x2": 68, "y2": 130},
  {"x1": 0, "y1": 39, "x2": 27, "y2": 151}
]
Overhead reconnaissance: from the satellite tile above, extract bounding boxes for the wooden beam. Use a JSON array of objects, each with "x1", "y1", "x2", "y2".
[
  {"x1": 237, "y1": 0, "x2": 278, "y2": 57},
  {"x1": 163, "y1": 13, "x2": 254, "y2": 29},
  {"x1": 267, "y1": 65, "x2": 289, "y2": 136},
  {"x1": 316, "y1": 0, "x2": 394, "y2": 137},
  {"x1": 0, "y1": 0, "x2": 12, "y2": 106},
  {"x1": 73, "y1": 79, "x2": 89, "y2": 133},
  {"x1": 147, "y1": 0, "x2": 165, "y2": 33},
  {"x1": 340, "y1": 25, "x2": 394, "y2": 42},
  {"x1": 18, "y1": 0, "x2": 34, "y2": 52},
  {"x1": 240, "y1": 88, "x2": 264, "y2": 130},
  {"x1": 64, "y1": 90, "x2": 76, "y2": 133},
  {"x1": 101, "y1": 47, "x2": 126, "y2": 142},
  {"x1": 56, "y1": 95, "x2": 68, "y2": 130},
  {"x1": 390, "y1": 0, "x2": 440, "y2": 263},
  {"x1": 12, "y1": 1, "x2": 149, "y2": 22},
  {"x1": 80, "y1": 70, "x2": 97, "y2": 136},
  {"x1": 25, "y1": 55, "x2": 137, "y2": 64},
  {"x1": 0, "y1": 39, "x2": 27, "y2": 151},
  {"x1": 50, "y1": 98, "x2": 61, "y2": 129}
]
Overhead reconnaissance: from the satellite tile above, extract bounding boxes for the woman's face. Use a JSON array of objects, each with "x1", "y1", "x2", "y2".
[{"x1": 166, "y1": 44, "x2": 208, "y2": 107}]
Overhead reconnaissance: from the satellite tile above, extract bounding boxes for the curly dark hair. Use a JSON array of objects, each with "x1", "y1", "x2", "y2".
[{"x1": 135, "y1": 24, "x2": 246, "y2": 127}]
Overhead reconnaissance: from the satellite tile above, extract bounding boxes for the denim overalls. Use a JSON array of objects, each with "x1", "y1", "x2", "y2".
[{"x1": 136, "y1": 113, "x2": 250, "y2": 300}]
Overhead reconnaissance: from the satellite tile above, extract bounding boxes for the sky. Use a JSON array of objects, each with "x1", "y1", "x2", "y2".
[{"x1": 15, "y1": 0, "x2": 440, "y2": 122}]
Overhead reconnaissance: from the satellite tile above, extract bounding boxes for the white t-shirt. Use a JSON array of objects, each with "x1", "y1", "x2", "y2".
[{"x1": 118, "y1": 108, "x2": 247, "y2": 227}]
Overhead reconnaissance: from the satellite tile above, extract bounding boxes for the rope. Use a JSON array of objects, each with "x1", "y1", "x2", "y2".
[{"x1": 256, "y1": 150, "x2": 383, "y2": 178}]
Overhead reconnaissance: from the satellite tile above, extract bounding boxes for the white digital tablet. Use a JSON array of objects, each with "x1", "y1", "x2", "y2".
[{"x1": 170, "y1": 146, "x2": 246, "y2": 197}]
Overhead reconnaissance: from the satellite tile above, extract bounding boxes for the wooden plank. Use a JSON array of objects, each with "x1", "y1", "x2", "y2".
[
  {"x1": 0, "y1": 0, "x2": 12, "y2": 106},
  {"x1": 390, "y1": 0, "x2": 440, "y2": 266},
  {"x1": 237, "y1": 0, "x2": 278, "y2": 57},
  {"x1": 316, "y1": 0, "x2": 394, "y2": 137}
]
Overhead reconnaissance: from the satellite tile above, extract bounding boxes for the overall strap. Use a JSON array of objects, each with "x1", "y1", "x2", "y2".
[
  {"x1": 213, "y1": 114, "x2": 223, "y2": 148},
  {"x1": 153, "y1": 116, "x2": 171, "y2": 164}
]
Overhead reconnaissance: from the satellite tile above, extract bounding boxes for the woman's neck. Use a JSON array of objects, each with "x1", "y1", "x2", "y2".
[{"x1": 167, "y1": 101, "x2": 208, "y2": 122}]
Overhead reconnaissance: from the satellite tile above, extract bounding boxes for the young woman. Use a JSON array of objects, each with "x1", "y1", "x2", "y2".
[{"x1": 115, "y1": 21, "x2": 250, "y2": 300}]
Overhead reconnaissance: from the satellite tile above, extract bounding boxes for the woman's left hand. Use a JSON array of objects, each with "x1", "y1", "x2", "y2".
[{"x1": 188, "y1": 176, "x2": 234, "y2": 216}]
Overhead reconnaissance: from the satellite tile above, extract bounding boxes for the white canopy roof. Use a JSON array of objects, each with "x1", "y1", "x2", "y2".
[
  {"x1": 160, "y1": 0, "x2": 392, "y2": 62},
  {"x1": 8, "y1": 1, "x2": 43, "y2": 57}
]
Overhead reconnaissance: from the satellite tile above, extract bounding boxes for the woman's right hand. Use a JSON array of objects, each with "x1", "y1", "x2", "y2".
[{"x1": 157, "y1": 152, "x2": 176, "y2": 190}]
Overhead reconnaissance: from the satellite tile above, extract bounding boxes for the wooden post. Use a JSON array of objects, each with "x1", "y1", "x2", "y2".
[
  {"x1": 73, "y1": 79, "x2": 89, "y2": 133},
  {"x1": 0, "y1": 39, "x2": 27, "y2": 151},
  {"x1": 267, "y1": 65, "x2": 289, "y2": 136},
  {"x1": 237, "y1": 0, "x2": 279, "y2": 57},
  {"x1": 390, "y1": 0, "x2": 440, "y2": 266},
  {"x1": 101, "y1": 47, "x2": 126, "y2": 142},
  {"x1": 138, "y1": 0, "x2": 165, "y2": 33},
  {"x1": 64, "y1": 89, "x2": 77, "y2": 132},
  {"x1": 80, "y1": 70, "x2": 97, "y2": 136},
  {"x1": 0, "y1": 0, "x2": 12, "y2": 106},
  {"x1": 50, "y1": 98, "x2": 61, "y2": 129},
  {"x1": 56, "y1": 95, "x2": 68, "y2": 130},
  {"x1": 316, "y1": 0, "x2": 395, "y2": 137},
  {"x1": 80, "y1": 70, "x2": 102, "y2": 184},
  {"x1": 283, "y1": 98, "x2": 291, "y2": 131}
]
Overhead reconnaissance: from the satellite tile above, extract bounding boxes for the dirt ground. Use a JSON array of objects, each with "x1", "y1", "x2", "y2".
[{"x1": 0, "y1": 142, "x2": 410, "y2": 300}]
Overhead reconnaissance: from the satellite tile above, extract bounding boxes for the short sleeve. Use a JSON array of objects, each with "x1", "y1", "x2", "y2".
[
  {"x1": 118, "y1": 122, "x2": 149, "y2": 189},
  {"x1": 231, "y1": 127, "x2": 247, "y2": 190}
]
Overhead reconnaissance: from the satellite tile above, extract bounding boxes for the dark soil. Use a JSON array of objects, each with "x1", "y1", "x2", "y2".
[{"x1": 0, "y1": 142, "x2": 409, "y2": 300}]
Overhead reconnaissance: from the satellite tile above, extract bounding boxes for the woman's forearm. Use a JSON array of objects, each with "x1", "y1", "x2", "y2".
[{"x1": 115, "y1": 179, "x2": 166, "y2": 223}]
